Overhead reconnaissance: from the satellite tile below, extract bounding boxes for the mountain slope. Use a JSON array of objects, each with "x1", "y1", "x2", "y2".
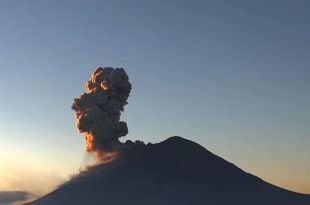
[{"x1": 27, "y1": 136, "x2": 310, "y2": 205}]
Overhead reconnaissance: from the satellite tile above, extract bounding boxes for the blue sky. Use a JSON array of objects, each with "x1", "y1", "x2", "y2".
[{"x1": 0, "y1": 0, "x2": 309, "y2": 195}]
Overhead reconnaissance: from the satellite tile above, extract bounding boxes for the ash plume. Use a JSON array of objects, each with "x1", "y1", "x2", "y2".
[{"x1": 72, "y1": 67, "x2": 131, "y2": 158}]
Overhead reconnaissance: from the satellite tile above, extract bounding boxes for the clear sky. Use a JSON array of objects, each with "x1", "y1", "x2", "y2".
[{"x1": 0, "y1": 0, "x2": 309, "y2": 196}]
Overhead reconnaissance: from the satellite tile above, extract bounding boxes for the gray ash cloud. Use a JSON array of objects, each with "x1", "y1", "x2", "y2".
[{"x1": 72, "y1": 67, "x2": 131, "y2": 157}]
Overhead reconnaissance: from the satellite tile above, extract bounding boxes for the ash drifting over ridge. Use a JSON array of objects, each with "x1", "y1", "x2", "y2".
[
  {"x1": 72, "y1": 67, "x2": 131, "y2": 158},
  {"x1": 24, "y1": 67, "x2": 310, "y2": 205}
]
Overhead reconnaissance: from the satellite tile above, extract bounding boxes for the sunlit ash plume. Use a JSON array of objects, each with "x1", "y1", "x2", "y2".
[{"x1": 72, "y1": 67, "x2": 131, "y2": 161}]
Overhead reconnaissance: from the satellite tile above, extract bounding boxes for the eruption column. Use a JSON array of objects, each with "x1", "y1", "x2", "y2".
[{"x1": 72, "y1": 67, "x2": 131, "y2": 159}]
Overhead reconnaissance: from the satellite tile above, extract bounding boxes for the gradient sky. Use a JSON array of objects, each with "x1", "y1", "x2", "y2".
[{"x1": 0, "y1": 0, "x2": 309, "y2": 196}]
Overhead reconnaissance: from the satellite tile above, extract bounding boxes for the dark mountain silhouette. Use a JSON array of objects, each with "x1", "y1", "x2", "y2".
[{"x1": 27, "y1": 136, "x2": 310, "y2": 205}]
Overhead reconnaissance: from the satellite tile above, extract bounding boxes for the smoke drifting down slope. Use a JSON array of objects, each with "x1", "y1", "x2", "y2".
[
  {"x1": 72, "y1": 67, "x2": 131, "y2": 159},
  {"x1": 27, "y1": 137, "x2": 310, "y2": 205}
]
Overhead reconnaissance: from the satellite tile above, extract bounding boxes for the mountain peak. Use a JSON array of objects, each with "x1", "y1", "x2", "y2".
[
  {"x1": 159, "y1": 136, "x2": 205, "y2": 151},
  {"x1": 163, "y1": 136, "x2": 190, "y2": 143},
  {"x1": 27, "y1": 136, "x2": 310, "y2": 205}
]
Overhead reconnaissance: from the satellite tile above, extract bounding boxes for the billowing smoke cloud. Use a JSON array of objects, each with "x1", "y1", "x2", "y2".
[{"x1": 72, "y1": 67, "x2": 131, "y2": 159}]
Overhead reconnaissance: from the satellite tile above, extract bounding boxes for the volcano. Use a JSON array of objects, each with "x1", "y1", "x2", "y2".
[{"x1": 27, "y1": 136, "x2": 310, "y2": 205}]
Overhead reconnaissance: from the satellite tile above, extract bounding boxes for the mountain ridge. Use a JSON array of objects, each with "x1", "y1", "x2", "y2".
[{"x1": 27, "y1": 136, "x2": 310, "y2": 205}]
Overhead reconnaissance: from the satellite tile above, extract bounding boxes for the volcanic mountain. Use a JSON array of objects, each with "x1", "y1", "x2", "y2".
[{"x1": 27, "y1": 136, "x2": 310, "y2": 205}]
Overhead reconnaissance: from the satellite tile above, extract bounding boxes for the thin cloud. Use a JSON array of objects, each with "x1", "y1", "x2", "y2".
[{"x1": 0, "y1": 191, "x2": 33, "y2": 205}]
